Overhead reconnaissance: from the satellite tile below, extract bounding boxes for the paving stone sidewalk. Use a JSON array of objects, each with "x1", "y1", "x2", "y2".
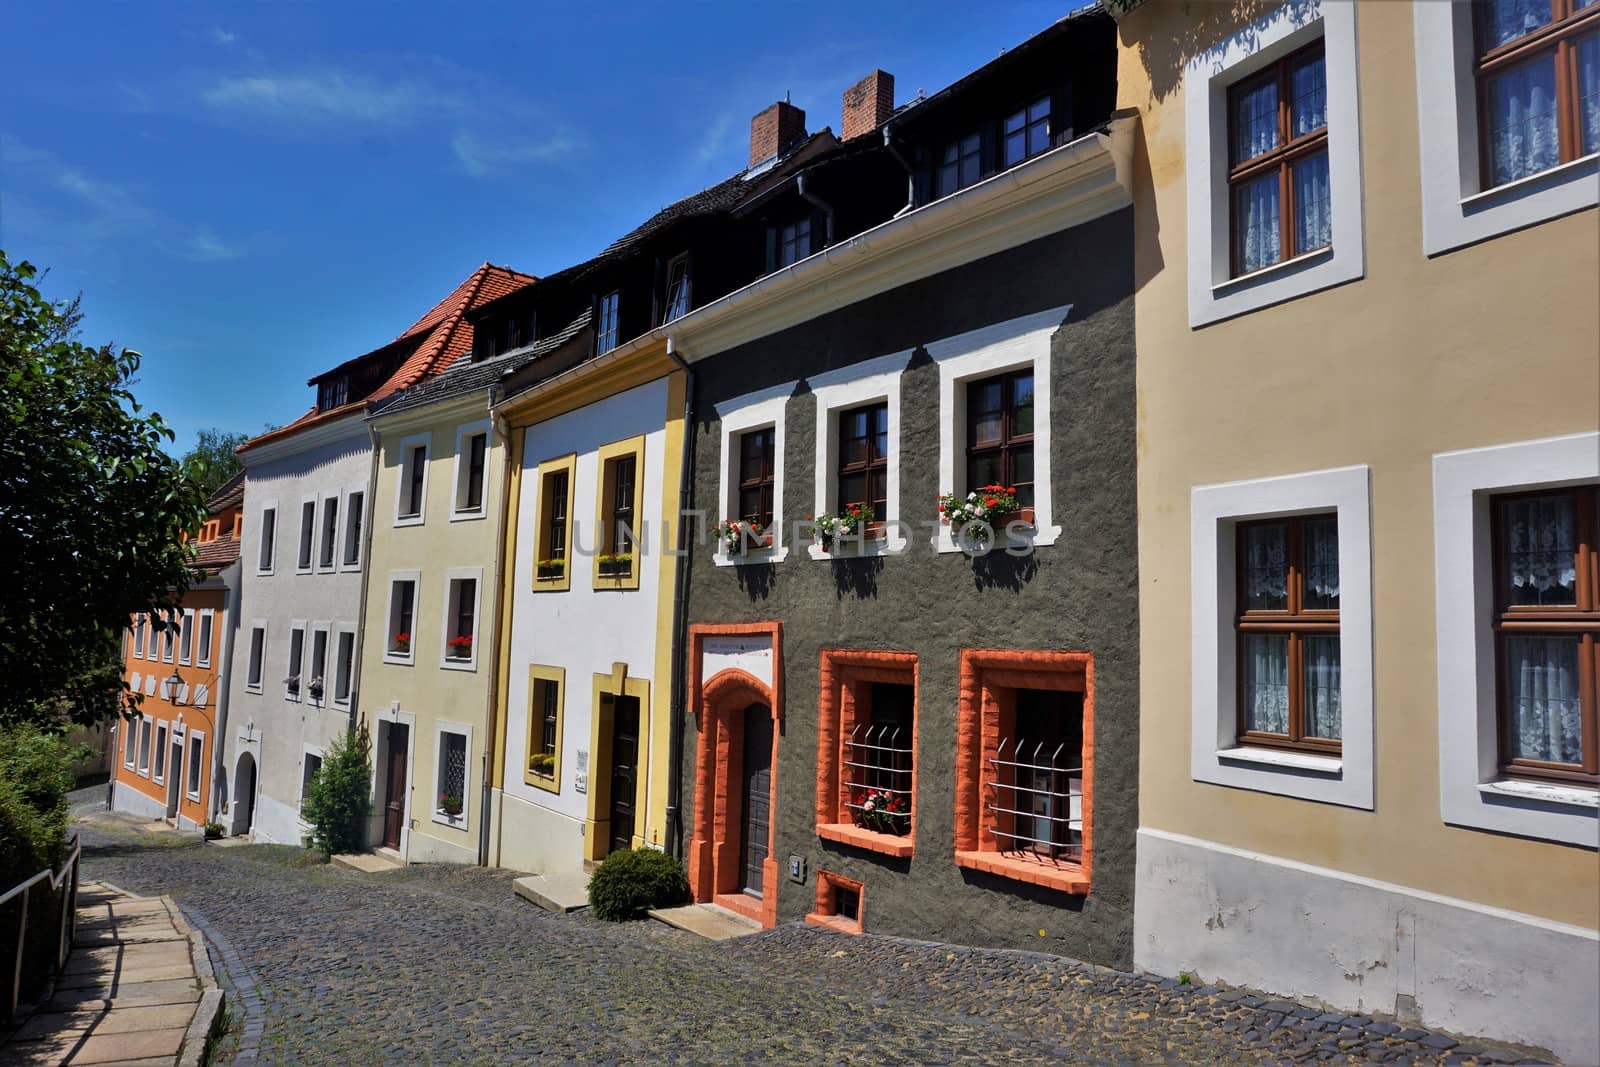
[
  {"x1": 0, "y1": 880, "x2": 222, "y2": 1066},
  {"x1": 68, "y1": 797, "x2": 1559, "y2": 1066}
]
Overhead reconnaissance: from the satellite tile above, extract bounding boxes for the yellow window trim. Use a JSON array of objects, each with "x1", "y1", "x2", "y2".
[
  {"x1": 524, "y1": 664, "x2": 565, "y2": 793},
  {"x1": 586, "y1": 666, "x2": 650, "y2": 862},
  {"x1": 531, "y1": 453, "x2": 577, "y2": 593},
  {"x1": 592, "y1": 435, "x2": 646, "y2": 592}
]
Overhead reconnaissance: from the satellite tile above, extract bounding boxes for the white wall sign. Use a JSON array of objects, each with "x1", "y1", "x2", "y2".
[
  {"x1": 575, "y1": 750, "x2": 589, "y2": 794},
  {"x1": 702, "y1": 636, "x2": 773, "y2": 688}
]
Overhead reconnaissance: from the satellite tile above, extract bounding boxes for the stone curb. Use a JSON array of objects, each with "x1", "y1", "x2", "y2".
[{"x1": 166, "y1": 898, "x2": 223, "y2": 1067}]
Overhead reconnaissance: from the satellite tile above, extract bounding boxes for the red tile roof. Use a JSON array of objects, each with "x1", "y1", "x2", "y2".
[
  {"x1": 194, "y1": 534, "x2": 240, "y2": 574},
  {"x1": 240, "y1": 263, "x2": 536, "y2": 454}
]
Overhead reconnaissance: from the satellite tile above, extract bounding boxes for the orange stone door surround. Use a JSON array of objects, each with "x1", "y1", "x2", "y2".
[{"x1": 686, "y1": 622, "x2": 783, "y2": 929}]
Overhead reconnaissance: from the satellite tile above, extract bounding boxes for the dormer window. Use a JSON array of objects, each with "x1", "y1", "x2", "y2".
[
  {"x1": 317, "y1": 377, "x2": 349, "y2": 411},
  {"x1": 1002, "y1": 97, "x2": 1051, "y2": 168},
  {"x1": 938, "y1": 132, "x2": 982, "y2": 196},
  {"x1": 504, "y1": 316, "x2": 523, "y2": 353},
  {"x1": 770, "y1": 217, "x2": 813, "y2": 271},
  {"x1": 662, "y1": 253, "x2": 691, "y2": 323},
  {"x1": 474, "y1": 329, "x2": 494, "y2": 363},
  {"x1": 597, "y1": 291, "x2": 621, "y2": 355}
]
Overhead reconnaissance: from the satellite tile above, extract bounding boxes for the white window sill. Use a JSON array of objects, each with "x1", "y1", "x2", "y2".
[
  {"x1": 440, "y1": 659, "x2": 477, "y2": 673},
  {"x1": 432, "y1": 811, "x2": 466, "y2": 829},
  {"x1": 1216, "y1": 746, "x2": 1343, "y2": 775},
  {"x1": 713, "y1": 546, "x2": 791, "y2": 568},
  {"x1": 339, "y1": 560, "x2": 361, "y2": 572},
  {"x1": 807, "y1": 536, "x2": 909, "y2": 561},
  {"x1": 1477, "y1": 778, "x2": 1599, "y2": 810},
  {"x1": 284, "y1": 692, "x2": 301, "y2": 704},
  {"x1": 333, "y1": 696, "x2": 351, "y2": 707},
  {"x1": 256, "y1": 569, "x2": 274, "y2": 577},
  {"x1": 449, "y1": 509, "x2": 487, "y2": 523},
  {"x1": 933, "y1": 523, "x2": 1062, "y2": 554},
  {"x1": 245, "y1": 684, "x2": 263, "y2": 695},
  {"x1": 185, "y1": 792, "x2": 201, "y2": 803},
  {"x1": 383, "y1": 653, "x2": 415, "y2": 667},
  {"x1": 1210, "y1": 246, "x2": 1334, "y2": 296},
  {"x1": 394, "y1": 515, "x2": 424, "y2": 528},
  {"x1": 1460, "y1": 152, "x2": 1599, "y2": 210},
  {"x1": 295, "y1": 565, "x2": 313, "y2": 575}
]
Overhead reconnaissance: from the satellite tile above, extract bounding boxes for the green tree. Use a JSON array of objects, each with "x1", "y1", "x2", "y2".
[
  {"x1": 301, "y1": 725, "x2": 373, "y2": 857},
  {"x1": 180, "y1": 427, "x2": 249, "y2": 498},
  {"x1": 0, "y1": 252, "x2": 206, "y2": 728}
]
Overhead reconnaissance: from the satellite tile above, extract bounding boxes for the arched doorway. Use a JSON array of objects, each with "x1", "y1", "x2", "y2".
[
  {"x1": 738, "y1": 705, "x2": 773, "y2": 895},
  {"x1": 233, "y1": 752, "x2": 257, "y2": 837},
  {"x1": 689, "y1": 668, "x2": 779, "y2": 928}
]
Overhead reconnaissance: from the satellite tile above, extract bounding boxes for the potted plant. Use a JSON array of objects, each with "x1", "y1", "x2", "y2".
[
  {"x1": 938, "y1": 484, "x2": 1034, "y2": 548},
  {"x1": 536, "y1": 557, "x2": 566, "y2": 580},
  {"x1": 447, "y1": 634, "x2": 473, "y2": 660},
  {"x1": 597, "y1": 552, "x2": 633, "y2": 577},
  {"x1": 713, "y1": 518, "x2": 772, "y2": 553},
  {"x1": 811, "y1": 503, "x2": 876, "y2": 552},
  {"x1": 392, "y1": 631, "x2": 411, "y2": 654},
  {"x1": 307, "y1": 675, "x2": 324, "y2": 701},
  {"x1": 530, "y1": 752, "x2": 556, "y2": 777},
  {"x1": 439, "y1": 793, "x2": 464, "y2": 818},
  {"x1": 852, "y1": 788, "x2": 909, "y2": 836},
  {"x1": 284, "y1": 673, "x2": 300, "y2": 697},
  {"x1": 203, "y1": 821, "x2": 224, "y2": 840}
]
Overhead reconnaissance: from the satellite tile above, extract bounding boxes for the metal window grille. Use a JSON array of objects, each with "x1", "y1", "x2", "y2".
[
  {"x1": 440, "y1": 734, "x2": 467, "y2": 812},
  {"x1": 985, "y1": 736, "x2": 1083, "y2": 862},
  {"x1": 842, "y1": 720, "x2": 912, "y2": 836},
  {"x1": 540, "y1": 683, "x2": 559, "y2": 757}
]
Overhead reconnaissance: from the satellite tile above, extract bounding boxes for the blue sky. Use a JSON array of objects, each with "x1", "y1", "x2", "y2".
[{"x1": 1, "y1": 2, "x2": 1075, "y2": 454}]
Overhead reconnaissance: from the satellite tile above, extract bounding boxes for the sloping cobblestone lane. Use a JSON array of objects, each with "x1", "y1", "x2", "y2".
[{"x1": 71, "y1": 805, "x2": 1552, "y2": 1066}]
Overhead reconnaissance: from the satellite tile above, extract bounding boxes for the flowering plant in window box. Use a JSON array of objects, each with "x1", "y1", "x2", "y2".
[
  {"x1": 536, "y1": 558, "x2": 566, "y2": 580},
  {"x1": 938, "y1": 485, "x2": 1034, "y2": 546},
  {"x1": 713, "y1": 518, "x2": 772, "y2": 553},
  {"x1": 597, "y1": 553, "x2": 633, "y2": 577},
  {"x1": 447, "y1": 634, "x2": 473, "y2": 659},
  {"x1": 529, "y1": 752, "x2": 556, "y2": 777},
  {"x1": 811, "y1": 503, "x2": 876, "y2": 551},
  {"x1": 392, "y1": 632, "x2": 411, "y2": 654},
  {"x1": 438, "y1": 793, "x2": 463, "y2": 817},
  {"x1": 307, "y1": 675, "x2": 324, "y2": 701},
  {"x1": 284, "y1": 674, "x2": 301, "y2": 696},
  {"x1": 852, "y1": 788, "x2": 909, "y2": 835}
]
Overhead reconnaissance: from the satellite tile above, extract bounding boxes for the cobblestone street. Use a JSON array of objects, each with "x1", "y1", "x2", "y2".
[{"x1": 69, "y1": 802, "x2": 1551, "y2": 1066}]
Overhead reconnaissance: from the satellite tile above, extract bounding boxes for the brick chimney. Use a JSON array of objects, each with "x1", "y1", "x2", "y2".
[
  {"x1": 750, "y1": 100, "x2": 807, "y2": 167},
  {"x1": 842, "y1": 70, "x2": 895, "y2": 141}
]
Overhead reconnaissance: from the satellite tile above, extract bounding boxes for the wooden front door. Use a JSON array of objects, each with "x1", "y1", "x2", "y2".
[
  {"x1": 383, "y1": 724, "x2": 409, "y2": 850},
  {"x1": 739, "y1": 706, "x2": 772, "y2": 895},
  {"x1": 604, "y1": 697, "x2": 636, "y2": 857},
  {"x1": 607, "y1": 696, "x2": 640, "y2": 856}
]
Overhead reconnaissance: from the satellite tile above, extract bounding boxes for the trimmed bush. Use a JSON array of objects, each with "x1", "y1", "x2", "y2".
[
  {"x1": 587, "y1": 848, "x2": 689, "y2": 921},
  {"x1": 300, "y1": 725, "x2": 371, "y2": 858}
]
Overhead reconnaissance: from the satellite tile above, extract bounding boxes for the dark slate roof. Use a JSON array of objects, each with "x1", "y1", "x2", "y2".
[
  {"x1": 369, "y1": 309, "x2": 592, "y2": 419},
  {"x1": 204, "y1": 470, "x2": 245, "y2": 514}
]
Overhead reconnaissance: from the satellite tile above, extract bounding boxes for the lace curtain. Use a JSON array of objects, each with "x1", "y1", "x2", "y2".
[
  {"x1": 1302, "y1": 636, "x2": 1341, "y2": 740},
  {"x1": 1304, "y1": 517, "x2": 1340, "y2": 607},
  {"x1": 1488, "y1": 58, "x2": 1560, "y2": 185},
  {"x1": 1581, "y1": 35, "x2": 1600, "y2": 156},
  {"x1": 1481, "y1": 0, "x2": 1552, "y2": 49},
  {"x1": 1244, "y1": 635, "x2": 1290, "y2": 734},
  {"x1": 1234, "y1": 78, "x2": 1278, "y2": 161},
  {"x1": 1244, "y1": 525, "x2": 1288, "y2": 609},
  {"x1": 1290, "y1": 53, "x2": 1327, "y2": 136},
  {"x1": 1505, "y1": 637, "x2": 1584, "y2": 764},
  {"x1": 1501, "y1": 495, "x2": 1575, "y2": 604},
  {"x1": 1294, "y1": 152, "x2": 1333, "y2": 257}
]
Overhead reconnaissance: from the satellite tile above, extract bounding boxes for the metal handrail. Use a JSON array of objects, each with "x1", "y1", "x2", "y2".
[{"x1": 2, "y1": 834, "x2": 82, "y2": 1021}]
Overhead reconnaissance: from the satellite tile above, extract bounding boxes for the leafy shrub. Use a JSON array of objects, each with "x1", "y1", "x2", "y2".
[
  {"x1": 300, "y1": 725, "x2": 371, "y2": 858},
  {"x1": 587, "y1": 848, "x2": 689, "y2": 921},
  {"x1": 203, "y1": 822, "x2": 224, "y2": 839}
]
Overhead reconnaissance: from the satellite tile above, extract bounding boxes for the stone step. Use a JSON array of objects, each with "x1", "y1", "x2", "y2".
[
  {"x1": 512, "y1": 872, "x2": 590, "y2": 913},
  {"x1": 647, "y1": 903, "x2": 762, "y2": 941},
  {"x1": 330, "y1": 851, "x2": 405, "y2": 874}
]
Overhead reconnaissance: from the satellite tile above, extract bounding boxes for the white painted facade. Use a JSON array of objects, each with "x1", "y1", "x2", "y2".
[
  {"x1": 494, "y1": 376, "x2": 671, "y2": 876},
  {"x1": 224, "y1": 415, "x2": 371, "y2": 846}
]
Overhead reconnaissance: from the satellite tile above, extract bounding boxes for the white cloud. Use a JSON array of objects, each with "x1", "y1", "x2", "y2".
[
  {"x1": 201, "y1": 70, "x2": 455, "y2": 126},
  {"x1": 693, "y1": 113, "x2": 736, "y2": 165},
  {"x1": 180, "y1": 228, "x2": 242, "y2": 262},
  {"x1": 210, "y1": 27, "x2": 237, "y2": 45},
  {"x1": 451, "y1": 130, "x2": 578, "y2": 178}
]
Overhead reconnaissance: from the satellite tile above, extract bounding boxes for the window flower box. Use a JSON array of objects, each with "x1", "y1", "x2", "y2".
[
  {"x1": 391, "y1": 632, "x2": 411, "y2": 655},
  {"x1": 811, "y1": 504, "x2": 877, "y2": 552},
  {"x1": 438, "y1": 793, "x2": 463, "y2": 818},
  {"x1": 536, "y1": 558, "x2": 566, "y2": 581},
  {"x1": 850, "y1": 788, "x2": 910, "y2": 836},
  {"x1": 939, "y1": 486, "x2": 1033, "y2": 548},
  {"x1": 447, "y1": 635, "x2": 473, "y2": 660},
  {"x1": 529, "y1": 752, "x2": 556, "y2": 778},
  {"x1": 597, "y1": 553, "x2": 633, "y2": 578},
  {"x1": 713, "y1": 519, "x2": 772, "y2": 554}
]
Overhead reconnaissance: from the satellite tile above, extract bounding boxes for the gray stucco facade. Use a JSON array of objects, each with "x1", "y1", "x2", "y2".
[{"x1": 680, "y1": 208, "x2": 1139, "y2": 966}]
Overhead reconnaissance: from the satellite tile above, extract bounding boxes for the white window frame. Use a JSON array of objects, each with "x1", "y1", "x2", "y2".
[
  {"x1": 385, "y1": 571, "x2": 421, "y2": 665},
  {"x1": 286, "y1": 620, "x2": 306, "y2": 702},
  {"x1": 713, "y1": 382, "x2": 796, "y2": 567},
  {"x1": 807, "y1": 350, "x2": 912, "y2": 560},
  {"x1": 308, "y1": 622, "x2": 331, "y2": 706},
  {"x1": 296, "y1": 496, "x2": 317, "y2": 572},
  {"x1": 257, "y1": 500, "x2": 279, "y2": 575},
  {"x1": 123, "y1": 718, "x2": 137, "y2": 768},
  {"x1": 1190, "y1": 464, "x2": 1374, "y2": 809},
  {"x1": 196, "y1": 609, "x2": 215, "y2": 669},
  {"x1": 153, "y1": 721, "x2": 169, "y2": 785},
  {"x1": 394, "y1": 432, "x2": 432, "y2": 527},
  {"x1": 299, "y1": 744, "x2": 324, "y2": 816},
  {"x1": 185, "y1": 730, "x2": 204, "y2": 801},
  {"x1": 432, "y1": 720, "x2": 473, "y2": 828},
  {"x1": 333, "y1": 622, "x2": 357, "y2": 705},
  {"x1": 1183, "y1": 0, "x2": 1364, "y2": 328},
  {"x1": 317, "y1": 493, "x2": 340, "y2": 572},
  {"x1": 1413, "y1": 3, "x2": 1599, "y2": 258},
  {"x1": 146, "y1": 617, "x2": 161, "y2": 660},
  {"x1": 439, "y1": 568, "x2": 484, "y2": 672},
  {"x1": 137, "y1": 715, "x2": 153, "y2": 777},
  {"x1": 178, "y1": 608, "x2": 195, "y2": 666},
  {"x1": 340, "y1": 484, "x2": 365, "y2": 571},
  {"x1": 132, "y1": 615, "x2": 146, "y2": 660},
  {"x1": 245, "y1": 621, "x2": 267, "y2": 693},
  {"x1": 1432, "y1": 432, "x2": 1600, "y2": 847},
  {"x1": 928, "y1": 305, "x2": 1067, "y2": 553},
  {"x1": 450, "y1": 420, "x2": 492, "y2": 521}
]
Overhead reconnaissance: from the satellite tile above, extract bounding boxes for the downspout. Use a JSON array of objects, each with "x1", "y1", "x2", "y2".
[
  {"x1": 882, "y1": 120, "x2": 916, "y2": 217},
  {"x1": 353, "y1": 421, "x2": 382, "y2": 734},
  {"x1": 663, "y1": 335, "x2": 696, "y2": 859},
  {"x1": 796, "y1": 173, "x2": 835, "y2": 247},
  {"x1": 479, "y1": 384, "x2": 511, "y2": 867},
  {"x1": 209, "y1": 562, "x2": 243, "y2": 826}
]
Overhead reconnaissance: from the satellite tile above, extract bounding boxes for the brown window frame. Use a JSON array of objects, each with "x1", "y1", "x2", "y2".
[
  {"x1": 965, "y1": 369, "x2": 1035, "y2": 508},
  {"x1": 738, "y1": 427, "x2": 776, "y2": 530},
  {"x1": 1475, "y1": 0, "x2": 1600, "y2": 189},
  {"x1": 1234, "y1": 513, "x2": 1342, "y2": 755},
  {"x1": 1490, "y1": 485, "x2": 1600, "y2": 785},
  {"x1": 837, "y1": 401, "x2": 888, "y2": 537},
  {"x1": 1226, "y1": 39, "x2": 1331, "y2": 277}
]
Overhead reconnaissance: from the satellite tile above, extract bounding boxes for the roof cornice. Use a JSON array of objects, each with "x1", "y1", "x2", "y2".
[
  {"x1": 370, "y1": 388, "x2": 489, "y2": 435},
  {"x1": 239, "y1": 408, "x2": 367, "y2": 467}
]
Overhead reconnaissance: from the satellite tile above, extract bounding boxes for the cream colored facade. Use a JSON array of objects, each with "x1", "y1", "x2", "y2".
[
  {"x1": 360, "y1": 391, "x2": 509, "y2": 865},
  {"x1": 1119, "y1": 0, "x2": 1598, "y2": 1059}
]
